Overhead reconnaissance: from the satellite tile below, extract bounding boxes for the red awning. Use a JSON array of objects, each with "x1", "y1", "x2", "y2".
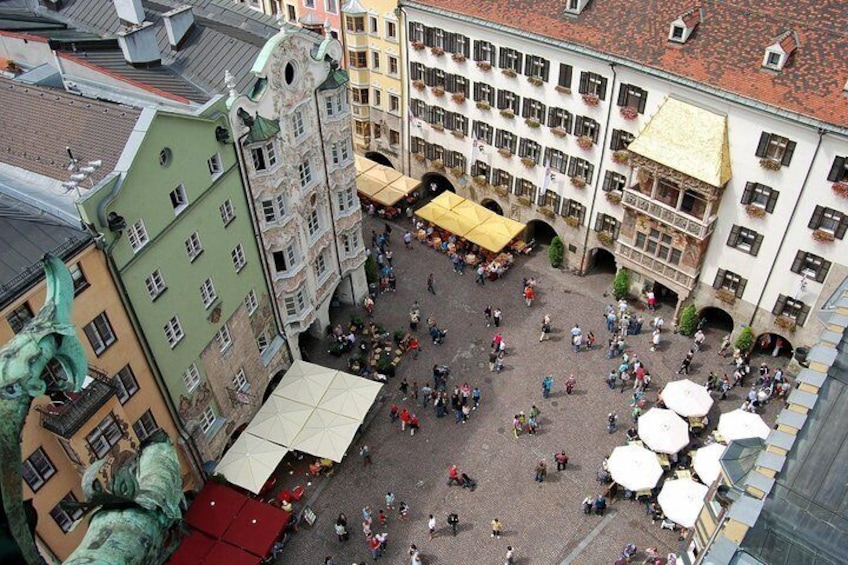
[
  {"x1": 204, "y1": 541, "x2": 261, "y2": 565},
  {"x1": 167, "y1": 531, "x2": 216, "y2": 564},
  {"x1": 184, "y1": 482, "x2": 249, "y2": 539},
  {"x1": 222, "y1": 498, "x2": 291, "y2": 557}
]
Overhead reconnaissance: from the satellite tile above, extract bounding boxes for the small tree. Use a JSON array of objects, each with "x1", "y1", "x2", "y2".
[
  {"x1": 548, "y1": 236, "x2": 564, "y2": 268},
  {"x1": 365, "y1": 254, "x2": 379, "y2": 284},
  {"x1": 734, "y1": 326, "x2": 754, "y2": 353},
  {"x1": 613, "y1": 268, "x2": 629, "y2": 300},
  {"x1": 678, "y1": 304, "x2": 698, "y2": 336}
]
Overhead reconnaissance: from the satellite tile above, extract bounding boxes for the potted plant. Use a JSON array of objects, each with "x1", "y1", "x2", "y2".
[
  {"x1": 678, "y1": 304, "x2": 698, "y2": 336},
  {"x1": 521, "y1": 157, "x2": 536, "y2": 168},
  {"x1": 473, "y1": 175, "x2": 488, "y2": 186},
  {"x1": 413, "y1": 152, "x2": 426, "y2": 162},
  {"x1": 411, "y1": 40, "x2": 425, "y2": 50},
  {"x1": 612, "y1": 150, "x2": 630, "y2": 164},
  {"x1": 498, "y1": 147, "x2": 512, "y2": 158},
  {"x1": 715, "y1": 288, "x2": 736, "y2": 304},
  {"x1": 613, "y1": 268, "x2": 629, "y2": 300},
  {"x1": 832, "y1": 182, "x2": 848, "y2": 198},
  {"x1": 552, "y1": 126, "x2": 568, "y2": 138},
  {"x1": 494, "y1": 185, "x2": 509, "y2": 197},
  {"x1": 393, "y1": 329, "x2": 406, "y2": 344},
  {"x1": 431, "y1": 123, "x2": 444, "y2": 131},
  {"x1": 812, "y1": 229, "x2": 835, "y2": 243},
  {"x1": 774, "y1": 315, "x2": 796, "y2": 333},
  {"x1": 430, "y1": 46, "x2": 444, "y2": 56},
  {"x1": 605, "y1": 191, "x2": 622, "y2": 204},
  {"x1": 450, "y1": 166, "x2": 464, "y2": 177},
  {"x1": 525, "y1": 117, "x2": 541, "y2": 128},
  {"x1": 502, "y1": 67, "x2": 517, "y2": 78},
  {"x1": 576, "y1": 135, "x2": 594, "y2": 150},
  {"x1": 564, "y1": 216, "x2": 580, "y2": 228},
  {"x1": 499, "y1": 109, "x2": 515, "y2": 119},
  {"x1": 527, "y1": 76, "x2": 544, "y2": 87},
  {"x1": 597, "y1": 231, "x2": 614, "y2": 247},
  {"x1": 451, "y1": 129, "x2": 465, "y2": 139},
  {"x1": 412, "y1": 79, "x2": 425, "y2": 91},
  {"x1": 555, "y1": 85, "x2": 571, "y2": 94},
  {"x1": 451, "y1": 92, "x2": 466, "y2": 104},
  {"x1": 759, "y1": 158, "x2": 782, "y2": 171},
  {"x1": 517, "y1": 196, "x2": 532, "y2": 207},
  {"x1": 540, "y1": 206, "x2": 555, "y2": 219},
  {"x1": 582, "y1": 93, "x2": 600, "y2": 106},
  {"x1": 452, "y1": 52, "x2": 466, "y2": 63},
  {"x1": 476, "y1": 100, "x2": 491, "y2": 110},
  {"x1": 620, "y1": 106, "x2": 638, "y2": 120},
  {"x1": 476, "y1": 61, "x2": 492, "y2": 71},
  {"x1": 570, "y1": 176, "x2": 586, "y2": 188},
  {"x1": 431, "y1": 159, "x2": 445, "y2": 170},
  {"x1": 432, "y1": 86, "x2": 445, "y2": 97},
  {"x1": 745, "y1": 204, "x2": 766, "y2": 218},
  {"x1": 350, "y1": 314, "x2": 365, "y2": 331},
  {"x1": 548, "y1": 236, "x2": 564, "y2": 268}
]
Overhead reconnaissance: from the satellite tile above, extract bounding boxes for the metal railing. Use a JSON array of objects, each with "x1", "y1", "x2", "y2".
[
  {"x1": 615, "y1": 241, "x2": 700, "y2": 291},
  {"x1": 622, "y1": 189, "x2": 716, "y2": 240},
  {"x1": 38, "y1": 366, "x2": 116, "y2": 439},
  {"x1": 0, "y1": 236, "x2": 88, "y2": 307}
]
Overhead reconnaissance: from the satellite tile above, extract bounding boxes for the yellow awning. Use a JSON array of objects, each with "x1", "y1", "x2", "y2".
[
  {"x1": 452, "y1": 200, "x2": 495, "y2": 225},
  {"x1": 415, "y1": 201, "x2": 451, "y2": 223},
  {"x1": 465, "y1": 215, "x2": 527, "y2": 253},
  {"x1": 463, "y1": 228, "x2": 507, "y2": 253},
  {"x1": 434, "y1": 211, "x2": 482, "y2": 237},
  {"x1": 627, "y1": 97, "x2": 731, "y2": 188},
  {"x1": 355, "y1": 154, "x2": 378, "y2": 177},
  {"x1": 431, "y1": 191, "x2": 466, "y2": 210},
  {"x1": 371, "y1": 185, "x2": 407, "y2": 207},
  {"x1": 363, "y1": 164, "x2": 402, "y2": 185},
  {"x1": 356, "y1": 174, "x2": 386, "y2": 198},
  {"x1": 389, "y1": 175, "x2": 420, "y2": 194}
]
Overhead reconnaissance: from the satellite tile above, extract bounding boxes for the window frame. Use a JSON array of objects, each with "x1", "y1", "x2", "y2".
[
  {"x1": 183, "y1": 363, "x2": 201, "y2": 393},
  {"x1": 712, "y1": 269, "x2": 747, "y2": 298},
  {"x1": 132, "y1": 410, "x2": 159, "y2": 441},
  {"x1": 113, "y1": 364, "x2": 139, "y2": 404},
  {"x1": 184, "y1": 232, "x2": 203, "y2": 262},
  {"x1": 6, "y1": 303, "x2": 33, "y2": 334},
  {"x1": 164, "y1": 316, "x2": 185, "y2": 348},
  {"x1": 86, "y1": 412, "x2": 123, "y2": 459},
  {"x1": 219, "y1": 199, "x2": 236, "y2": 226},
  {"x1": 215, "y1": 324, "x2": 233, "y2": 353},
  {"x1": 50, "y1": 492, "x2": 84, "y2": 533},
  {"x1": 200, "y1": 277, "x2": 217, "y2": 309},
  {"x1": 22, "y1": 447, "x2": 56, "y2": 492},
  {"x1": 245, "y1": 289, "x2": 259, "y2": 315},
  {"x1": 727, "y1": 225, "x2": 764, "y2": 256},
  {"x1": 754, "y1": 132, "x2": 796, "y2": 166},
  {"x1": 232, "y1": 244, "x2": 247, "y2": 272},
  {"x1": 127, "y1": 219, "x2": 149, "y2": 253},
  {"x1": 84, "y1": 312, "x2": 117, "y2": 356},
  {"x1": 68, "y1": 263, "x2": 90, "y2": 295}
]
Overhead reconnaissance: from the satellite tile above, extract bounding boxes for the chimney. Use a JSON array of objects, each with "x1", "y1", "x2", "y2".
[
  {"x1": 112, "y1": 0, "x2": 145, "y2": 26},
  {"x1": 117, "y1": 21, "x2": 161, "y2": 67},
  {"x1": 163, "y1": 6, "x2": 195, "y2": 50}
]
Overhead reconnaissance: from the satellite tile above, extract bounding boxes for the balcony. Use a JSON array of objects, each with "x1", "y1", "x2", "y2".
[
  {"x1": 615, "y1": 240, "x2": 700, "y2": 292},
  {"x1": 351, "y1": 104, "x2": 370, "y2": 120},
  {"x1": 622, "y1": 188, "x2": 716, "y2": 240},
  {"x1": 38, "y1": 367, "x2": 116, "y2": 439}
]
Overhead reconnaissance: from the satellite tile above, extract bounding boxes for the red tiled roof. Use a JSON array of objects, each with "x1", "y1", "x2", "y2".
[
  {"x1": 679, "y1": 8, "x2": 700, "y2": 28},
  {"x1": 408, "y1": 0, "x2": 848, "y2": 128}
]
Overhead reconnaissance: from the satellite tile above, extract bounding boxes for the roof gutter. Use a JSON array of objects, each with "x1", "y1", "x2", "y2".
[{"x1": 401, "y1": 2, "x2": 848, "y2": 138}]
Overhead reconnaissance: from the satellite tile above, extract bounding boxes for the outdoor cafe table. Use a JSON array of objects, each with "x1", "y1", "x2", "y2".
[
  {"x1": 222, "y1": 497, "x2": 291, "y2": 558},
  {"x1": 184, "y1": 482, "x2": 248, "y2": 539}
]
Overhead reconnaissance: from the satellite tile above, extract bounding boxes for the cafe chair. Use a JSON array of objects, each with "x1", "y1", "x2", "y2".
[{"x1": 291, "y1": 485, "x2": 305, "y2": 502}]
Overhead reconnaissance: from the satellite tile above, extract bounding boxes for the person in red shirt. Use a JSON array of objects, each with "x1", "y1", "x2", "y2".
[
  {"x1": 368, "y1": 535, "x2": 381, "y2": 559},
  {"x1": 407, "y1": 336, "x2": 420, "y2": 359},
  {"x1": 400, "y1": 408, "x2": 410, "y2": 432},
  {"x1": 408, "y1": 413, "x2": 420, "y2": 436},
  {"x1": 524, "y1": 285, "x2": 535, "y2": 307},
  {"x1": 447, "y1": 464, "x2": 461, "y2": 486}
]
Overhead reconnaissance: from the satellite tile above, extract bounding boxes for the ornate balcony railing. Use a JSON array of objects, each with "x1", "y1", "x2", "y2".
[
  {"x1": 622, "y1": 189, "x2": 716, "y2": 240},
  {"x1": 615, "y1": 241, "x2": 699, "y2": 291},
  {"x1": 38, "y1": 366, "x2": 116, "y2": 439}
]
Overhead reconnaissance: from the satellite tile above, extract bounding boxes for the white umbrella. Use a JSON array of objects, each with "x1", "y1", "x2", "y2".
[
  {"x1": 215, "y1": 433, "x2": 288, "y2": 494},
  {"x1": 693, "y1": 443, "x2": 726, "y2": 485},
  {"x1": 662, "y1": 379, "x2": 714, "y2": 418},
  {"x1": 658, "y1": 478, "x2": 708, "y2": 528},
  {"x1": 638, "y1": 408, "x2": 690, "y2": 454},
  {"x1": 245, "y1": 396, "x2": 314, "y2": 447},
  {"x1": 289, "y1": 407, "x2": 362, "y2": 463},
  {"x1": 717, "y1": 409, "x2": 770, "y2": 441},
  {"x1": 272, "y1": 361, "x2": 337, "y2": 405},
  {"x1": 607, "y1": 444, "x2": 664, "y2": 491},
  {"x1": 319, "y1": 372, "x2": 383, "y2": 421}
]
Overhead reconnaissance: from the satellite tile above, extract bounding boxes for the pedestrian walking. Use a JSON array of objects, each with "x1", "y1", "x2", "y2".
[
  {"x1": 378, "y1": 509, "x2": 388, "y2": 527},
  {"x1": 472, "y1": 386, "x2": 481, "y2": 410},
  {"x1": 678, "y1": 350, "x2": 694, "y2": 375},
  {"x1": 484, "y1": 305, "x2": 493, "y2": 327},
  {"x1": 555, "y1": 450, "x2": 569, "y2": 471},
  {"x1": 534, "y1": 459, "x2": 547, "y2": 482},
  {"x1": 505, "y1": 546, "x2": 515, "y2": 565},
  {"x1": 359, "y1": 445, "x2": 372, "y2": 466},
  {"x1": 403, "y1": 230, "x2": 413, "y2": 248},
  {"x1": 447, "y1": 512, "x2": 459, "y2": 536},
  {"x1": 540, "y1": 314, "x2": 552, "y2": 342},
  {"x1": 447, "y1": 464, "x2": 462, "y2": 486},
  {"x1": 693, "y1": 329, "x2": 706, "y2": 351},
  {"x1": 399, "y1": 502, "x2": 409, "y2": 521},
  {"x1": 385, "y1": 492, "x2": 395, "y2": 510},
  {"x1": 565, "y1": 375, "x2": 576, "y2": 394},
  {"x1": 427, "y1": 273, "x2": 435, "y2": 295},
  {"x1": 409, "y1": 544, "x2": 422, "y2": 565},
  {"x1": 542, "y1": 375, "x2": 553, "y2": 398},
  {"x1": 493, "y1": 308, "x2": 503, "y2": 327},
  {"x1": 491, "y1": 517, "x2": 503, "y2": 538},
  {"x1": 334, "y1": 519, "x2": 348, "y2": 541},
  {"x1": 607, "y1": 412, "x2": 618, "y2": 433},
  {"x1": 400, "y1": 408, "x2": 410, "y2": 431},
  {"x1": 651, "y1": 328, "x2": 661, "y2": 352},
  {"x1": 475, "y1": 264, "x2": 486, "y2": 285},
  {"x1": 523, "y1": 284, "x2": 535, "y2": 306},
  {"x1": 606, "y1": 369, "x2": 617, "y2": 390},
  {"x1": 494, "y1": 351, "x2": 505, "y2": 373},
  {"x1": 428, "y1": 514, "x2": 437, "y2": 540}
]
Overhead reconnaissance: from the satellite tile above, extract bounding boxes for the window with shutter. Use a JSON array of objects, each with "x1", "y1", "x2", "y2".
[
  {"x1": 809, "y1": 206, "x2": 846, "y2": 239},
  {"x1": 827, "y1": 156, "x2": 847, "y2": 182},
  {"x1": 712, "y1": 269, "x2": 726, "y2": 289},
  {"x1": 755, "y1": 132, "x2": 795, "y2": 166},
  {"x1": 558, "y1": 64, "x2": 573, "y2": 88},
  {"x1": 772, "y1": 294, "x2": 788, "y2": 316}
]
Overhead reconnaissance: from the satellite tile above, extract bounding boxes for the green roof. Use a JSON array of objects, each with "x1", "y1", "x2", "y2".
[{"x1": 245, "y1": 115, "x2": 280, "y2": 143}]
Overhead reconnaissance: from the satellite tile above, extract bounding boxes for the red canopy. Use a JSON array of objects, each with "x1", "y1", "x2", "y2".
[
  {"x1": 167, "y1": 531, "x2": 216, "y2": 564},
  {"x1": 184, "y1": 482, "x2": 249, "y2": 539},
  {"x1": 204, "y1": 541, "x2": 261, "y2": 565},
  {"x1": 222, "y1": 498, "x2": 291, "y2": 557}
]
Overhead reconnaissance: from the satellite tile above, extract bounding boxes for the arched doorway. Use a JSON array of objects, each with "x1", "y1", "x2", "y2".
[
  {"x1": 481, "y1": 198, "x2": 504, "y2": 215},
  {"x1": 262, "y1": 368, "x2": 287, "y2": 403},
  {"x1": 754, "y1": 333, "x2": 793, "y2": 359},
  {"x1": 698, "y1": 307, "x2": 734, "y2": 333},
  {"x1": 526, "y1": 219, "x2": 558, "y2": 245},
  {"x1": 365, "y1": 151, "x2": 393, "y2": 167},
  {"x1": 421, "y1": 172, "x2": 455, "y2": 198},
  {"x1": 652, "y1": 281, "x2": 679, "y2": 312},
  {"x1": 224, "y1": 423, "x2": 248, "y2": 452},
  {"x1": 585, "y1": 247, "x2": 617, "y2": 274}
]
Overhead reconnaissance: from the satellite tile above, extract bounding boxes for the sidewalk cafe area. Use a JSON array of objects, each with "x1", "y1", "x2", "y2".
[{"x1": 355, "y1": 155, "x2": 420, "y2": 220}]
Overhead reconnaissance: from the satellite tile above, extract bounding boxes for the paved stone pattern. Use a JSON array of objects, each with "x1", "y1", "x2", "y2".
[{"x1": 280, "y1": 214, "x2": 783, "y2": 565}]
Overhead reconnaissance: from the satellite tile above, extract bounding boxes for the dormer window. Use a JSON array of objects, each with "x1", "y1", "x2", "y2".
[
  {"x1": 564, "y1": 0, "x2": 589, "y2": 15},
  {"x1": 668, "y1": 8, "x2": 700, "y2": 43},
  {"x1": 765, "y1": 51, "x2": 782, "y2": 68},
  {"x1": 671, "y1": 26, "x2": 684, "y2": 40},
  {"x1": 763, "y1": 31, "x2": 797, "y2": 71}
]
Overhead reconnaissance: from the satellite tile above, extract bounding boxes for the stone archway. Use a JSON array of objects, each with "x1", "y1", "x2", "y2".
[
  {"x1": 480, "y1": 198, "x2": 504, "y2": 215},
  {"x1": 365, "y1": 151, "x2": 393, "y2": 167},
  {"x1": 585, "y1": 247, "x2": 617, "y2": 274},
  {"x1": 421, "y1": 172, "x2": 455, "y2": 198},
  {"x1": 754, "y1": 332, "x2": 794, "y2": 359},
  {"x1": 698, "y1": 306, "x2": 734, "y2": 333},
  {"x1": 526, "y1": 219, "x2": 558, "y2": 245}
]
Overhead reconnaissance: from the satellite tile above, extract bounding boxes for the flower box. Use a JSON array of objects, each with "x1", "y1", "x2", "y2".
[
  {"x1": 451, "y1": 53, "x2": 467, "y2": 63},
  {"x1": 501, "y1": 68, "x2": 517, "y2": 78},
  {"x1": 517, "y1": 196, "x2": 532, "y2": 207},
  {"x1": 451, "y1": 92, "x2": 466, "y2": 104},
  {"x1": 525, "y1": 117, "x2": 541, "y2": 128},
  {"x1": 812, "y1": 229, "x2": 835, "y2": 243},
  {"x1": 539, "y1": 206, "x2": 556, "y2": 219},
  {"x1": 500, "y1": 109, "x2": 515, "y2": 119},
  {"x1": 552, "y1": 127, "x2": 568, "y2": 138},
  {"x1": 620, "y1": 106, "x2": 639, "y2": 120},
  {"x1": 576, "y1": 135, "x2": 594, "y2": 150},
  {"x1": 597, "y1": 232, "x2": 614, "y2": 247},
  {"x1": 472, "y1": 175, "x2": 487, "y2": 186},
  {"x1": 430, "y1": 46, "x2": 444, "y2": 56},
  {"x1": 431, "y1": 123, "x2": 444, "y2": 132},
  {"x1": 570, "y1": 176, "x2": 586, "y2": 188},
  {"x1": 555, "y1": 86, "x2": 572, "y2": 94},
  {"x1": 605, "y1": 191, "x2": 622, "y2": 204},
  {"x1": 521, "y1": 157, "x2": 536, "y2": 168},
  {"x1": 431, "y1": 159, "x2": 445, "y2": 171},
  {"x1": 582, "y1": 93, "x2": 600, "y2": 106},
  {"x1": 494, "y1": 186, "x2": 509, "y2": 197},
  {"x1": 413, "y1": 153, "x2": 426, "y2": 162},
  {"x1": 412, "y1": 79, "x2": 425, "y2": 91},
  {"x1": 612, "y1": 150, "x2": 630, "y2": 164},
  {"x1": 527, "y1": 76, "x2": 544, "y2": 87},
  {"x1": 476, "y1": 100, "x2": 491, "y2": 110},
  {"x1": 564, "y1": 216, "x2": 580, "y2": 228},
  {"x1": 450, "y1": 166, "x2": 464, "y2": 177},
  {"x1": 759, "y1": 158, "x2": 782, "y2": 171},
  {"x1": 432, "y1": 86, "x2": 445, "y2": 97},
  {"x1": 832, "y1": 182, "x2": 848, "y2": 198},
  {"x1": 745, "y1": 204, "x2": 766, "y2": 218},
  {"x1": 411, "y1": 41, "x2": 425, "y2": 50},
  {"x1": 715, "y1": 288, "x2": 736, "y2": 304},
  {"x1": 774, "y1": 315, "x2": 796, "y2": 333},
  {"x1": 498, "y1": 147, "x2": 513, "y2": 158},
  {"x1": 451, "y1": 129, "x2": 465, "y2": 139},
  {"x1": 476, "y1": 61, "x2": 492, "y2": 71}
]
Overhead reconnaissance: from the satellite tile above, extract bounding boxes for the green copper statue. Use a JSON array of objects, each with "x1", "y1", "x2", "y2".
[{"x1": 0, "y1": 256, "x2": 183, "y2": 564}]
